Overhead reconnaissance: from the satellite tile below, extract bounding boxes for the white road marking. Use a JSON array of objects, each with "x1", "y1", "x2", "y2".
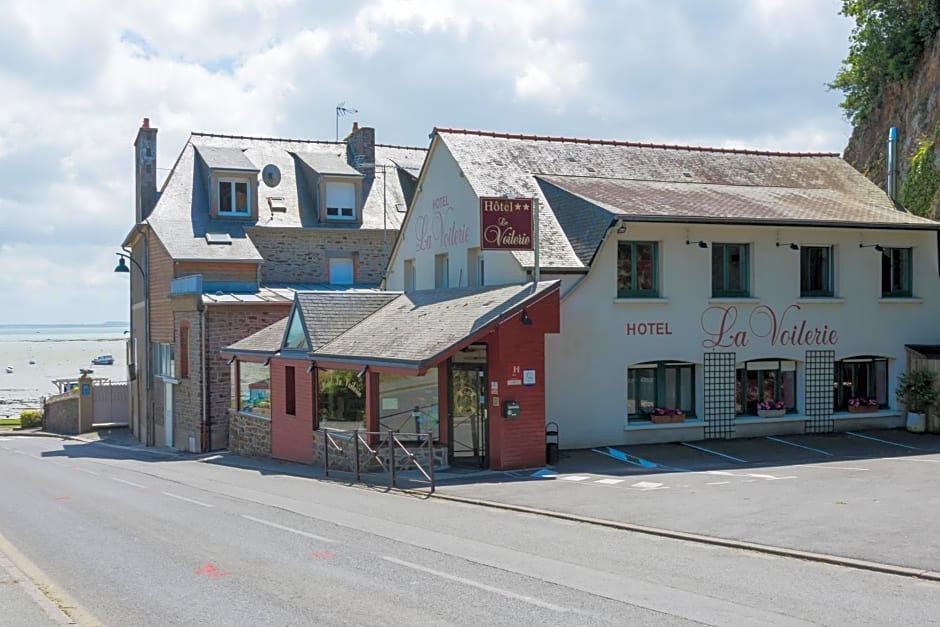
[
  {"x1": 561, "y1": 475, "x2": 591, "y2": 482},
  {"x1": 74, "y1": 467, "x2": 100, "y2": 476},
  {"x1": 706, "y1": 481, "x2": 731, "y2": 485},
  {"x1": 889, "y1": 457, "x2": 940, "y2": 464},
  {"x1": 846, "y1": 431, "x2": 919, "y2": 450},
  {"x1": 381, "y1": 555, "x2": 572, "y2": 613},
  {"x1": 812, "y1": 465, "x2": 870, "y2": 471},
  {"x1": 594, "y1": 478, "x2": 624, "y2": 485},
  {"x1": 161, "y1": 491, "x2": 213, "y2": 508},
  {"x1": 241, "y1": 514, "x2": 334, "y2": 543},
  {"x1": 765, "y1": 436, "x2": 832, "y2": 456},
  {"x1": 631, "y1": 481, "x2": 665, "y2": 490},
  {"x1": 681, "y1": 442, "x2": 747, "y2": 463},
  {"x1": 112, "y1": 477, "x2": 146, "y2": 488},
  {"x1": 744, "y1": 473, "x2": 797, "y2": 481}
]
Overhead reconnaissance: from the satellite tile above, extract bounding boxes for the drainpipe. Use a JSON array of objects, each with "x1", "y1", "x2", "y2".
[
  {"x1": 199, "y1": 300, "x2": 209, "y2": 452},
  {"x1": 886, "y1": 126, "x2": 899, "y2": 203}
]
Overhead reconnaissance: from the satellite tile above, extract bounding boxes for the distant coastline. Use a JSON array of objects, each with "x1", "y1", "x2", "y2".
[{"x1": 0, "y1": 322, "x2": 129, "y2": 328}]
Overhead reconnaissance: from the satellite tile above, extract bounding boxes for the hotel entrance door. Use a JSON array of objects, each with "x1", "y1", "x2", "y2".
[{"x1": 449, "y1": 345, "x2": 488, "y2": 467}]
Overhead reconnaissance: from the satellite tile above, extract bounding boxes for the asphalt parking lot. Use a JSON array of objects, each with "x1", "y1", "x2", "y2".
[{"x1": 436, "y1": 430, "x2": 940, "y2": 572}]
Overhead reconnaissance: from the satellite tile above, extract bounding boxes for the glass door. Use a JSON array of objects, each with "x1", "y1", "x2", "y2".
[{"x1": 449, "y1": 361, "x2": 487, "y2": 467}]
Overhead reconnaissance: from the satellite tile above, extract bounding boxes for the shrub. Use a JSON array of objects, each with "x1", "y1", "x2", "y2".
[{"x1": 19, "y1": 409, "x2": 42, "y2": 429}]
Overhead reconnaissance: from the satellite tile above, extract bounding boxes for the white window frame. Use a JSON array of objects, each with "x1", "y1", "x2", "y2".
[
  {"x1": 325, "y1": 181, "x2": 356, "y2": 221},
  {"x1": 218, "y1": 178, "x2": 251, "y2": 216}
]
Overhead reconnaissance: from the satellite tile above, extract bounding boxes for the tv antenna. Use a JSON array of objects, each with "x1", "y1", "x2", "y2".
[{"x1": 336, "y1": 102, "x2": 358, "y2": 141}]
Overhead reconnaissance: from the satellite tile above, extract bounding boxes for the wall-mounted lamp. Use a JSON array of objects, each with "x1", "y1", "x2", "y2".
[
  {"x1": 306, "y1": 361, "x2": 317, "y2": 374},
  {"x1": 776, "y1": 242, "x2": 800, "y2": 251},
  {"x1": 686, "y1": 240, "x2": 708, "y2": 249},
  {"x1": 616, "y1": 222, "x2": 627, "y2": 234},
  {"x1": 357, "y1": 365, "x2": 369, "y2": 378},
  {"x1": 859, "y1": 243, "x2": 884, "y2": 252},
  {"x1": 227, "y1": 356, "x2": 236, "y2": 366},
  {"x1": 521, "y1": 309, "x2": 533, "y2": 326},
  {"x1": 262, "y1": 357, "x2": 271, "y2": 367}
]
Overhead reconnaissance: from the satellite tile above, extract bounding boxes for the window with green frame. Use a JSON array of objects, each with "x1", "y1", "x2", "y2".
[
  {"x1": 627, "y1": 362, "x2": 695, "y2": 422},
  {"x1": 617, "y1": 241, "x2": 658, "y2": 297},
  {"x1": 735, "y1": 360, "x2": 796, "y2": 415},
  {"x1": 881, "y1": 247, "x2": 912, "y2": 297},
  {"x1": 711, "y1": 243, "x2": 749, "y2": 297},
  {"x1": 834, "y1": 357, "x2": 888, "y2": 410},
  {"x1": 800, "y1": 246, "x2": 833, "y2": 297}
]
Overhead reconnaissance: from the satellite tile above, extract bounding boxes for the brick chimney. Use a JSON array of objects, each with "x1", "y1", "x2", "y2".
[
  {"x1": 134, "y1": 117, "x2": 158, "y2": 222},
  {"x1": 346, "y1": 122, "x2": 375, "y2": 176}
]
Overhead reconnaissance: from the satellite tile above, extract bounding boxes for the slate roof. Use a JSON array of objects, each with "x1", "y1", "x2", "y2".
[
  {"x1": 294, "y1": 152, "x2": 362, "y2": 176},
  {"x1": 146, "y1": 133, "x2": 426, "y2": 262},
  {"x1": 296, "y1": 291, "x2": 399, "y2": 351},
  {"x1": 434, "y1": 128, "x2": 940, "y2": 269},
  {"x1": 223, "y1": 317, "x2": 289, "y2": 355},
  {"x1": 201, "y1": 284, "x2": 380, "y2": 305},
  {"x1": 194, "y1": 145, "x2": 258, "y2": 172},
  {"x1": 312, "y1": 281, "x2": 559, "y2": 369}
]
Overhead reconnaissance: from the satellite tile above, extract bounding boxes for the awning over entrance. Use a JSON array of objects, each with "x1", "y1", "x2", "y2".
[{"x1": 309, "y1": 281, "x2": 561, "y2": 373}]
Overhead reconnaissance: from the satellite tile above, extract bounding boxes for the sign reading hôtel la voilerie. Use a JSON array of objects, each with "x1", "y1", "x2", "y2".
[{"x1": 479, "y1": 197, "x2": 534, "y2": 250}]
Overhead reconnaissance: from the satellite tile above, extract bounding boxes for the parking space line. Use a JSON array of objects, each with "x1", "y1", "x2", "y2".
[
  {"x1": 765, "y1": 436, "x2": 832, "y2": 456},
  {"x1": 594, "y1": 478, "x2": 624, "y2": 485},
  {"x1": 706, "y1": 481, "x2": 730, "y2": 485},
  {"x1": 681, "y1": 442, "x2": 746, "y2": 463},
  {"x1": 561, "y1": 475, "x2": 591, "y2": 482},
  {"x1": 846, "y1": 432, "x2": 919, "y2": 450},
  {"x1": 592, "y1": 447, "x2": 660, "y2": 469}
]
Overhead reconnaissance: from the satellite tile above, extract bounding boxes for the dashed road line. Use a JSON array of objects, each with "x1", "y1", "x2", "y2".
[
  {"x1": 241, "y1": 514, "x2": 334, "y2": 543},
  {"x1": 765, "y1": 436, "x2": 832, "y2": 456},
  {"x1": 381, "y1": 555, "x2": 573, "y2": 613},
  {"x1": 594, "y1": 478, "x2": 624, "y2": 485},
  {"x1": 706, "y1": 481, "x2": 731, "y2": 485},
  {"x1": 630, "y1": 481, "x2": 665, "y2": 490},
  {"x1": 112, "y1": 477, "x2": 146, "y2": 488},
  {"x1": 561, "y1": 475, "x2": 591, "y2": 482},
  {"x1": 681, "y1": 442, "x2": 746, "y2": 463},
  {"x1": 74, "y1": 467, "x2": 101, "y2": 476},
  {"x1": 162, "y1": 492, "x2": 213, "y2": 508}
]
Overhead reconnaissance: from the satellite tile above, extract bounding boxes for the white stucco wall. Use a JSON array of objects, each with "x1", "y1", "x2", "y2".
[
  {"x1": 385, "y1": 142, "x2": 526, "y2": 291},
  {"x1": 546, "y1": 222, "x2": 940, "y2": 449}
]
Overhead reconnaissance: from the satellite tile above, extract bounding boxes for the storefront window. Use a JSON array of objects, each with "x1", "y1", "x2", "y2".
[
  {"x1": 378, "y1": 369, "x2": 440, "y2": 440},
  {"x1": 736, "y1": 360, "x2": 796, "y2": 415},
  {"x1": 627, "y1": 362, "x2": 695, "y2": 422},
  {"x1": 318, "y1": 369, "x2": 365, "y2": 428},
  {"x1": 238, "y1": 361, "x2": 271, "y2": 418},
  {"x1": 834, "y1": 357, "x2": 888, "y2": 410}
]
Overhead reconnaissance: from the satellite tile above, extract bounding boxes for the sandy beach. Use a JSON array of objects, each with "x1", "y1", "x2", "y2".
[{"x1": 0, "y1": 336, "x2": 127, "y2": 417}]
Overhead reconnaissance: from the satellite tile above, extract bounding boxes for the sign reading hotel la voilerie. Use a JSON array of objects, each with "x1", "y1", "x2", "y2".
[{"x1": 479, "y1": 197, "x2": 534, "y2": 250}]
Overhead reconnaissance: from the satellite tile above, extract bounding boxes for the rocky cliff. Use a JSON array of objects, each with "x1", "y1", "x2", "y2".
[{"x1": 844, "y1": 33, "x2": 940, "y2": 218}]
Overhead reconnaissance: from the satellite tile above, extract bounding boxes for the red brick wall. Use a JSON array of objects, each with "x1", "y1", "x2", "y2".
[
  {"x1": 487, "y1": 290, "x2": 560, "y2": 470},
  {"x1": 270, "y1": 357, "x2": 315, "y2": 464}
]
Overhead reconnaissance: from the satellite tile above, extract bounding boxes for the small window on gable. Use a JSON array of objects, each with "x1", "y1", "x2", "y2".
[
  {"x1": 284, "y1": 308, "x2": 308, "y2": 351},
  {"x1": 325, "y1": 181, "x2": 356, "y2": 220},
  {"x1": 403, "y1": 259, "x2": 415, "y2": 291},
  {"x1": 219, "y1": 179, "x2": 251, "y2": 216},
  {"x1": 329, "y1": 257, "x2": 354, "y2": 285}
]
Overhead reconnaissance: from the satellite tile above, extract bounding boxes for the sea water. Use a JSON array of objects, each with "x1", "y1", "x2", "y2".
[{"x1": 0, "y1": 323, "x2": 129, "y2": 417}]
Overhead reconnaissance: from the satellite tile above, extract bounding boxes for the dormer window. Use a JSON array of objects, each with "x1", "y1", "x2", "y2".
[
  {"x1": 219, "y1": 179, "x2": 251, "y2": 216},
  {"x1": 325, "y1": 181, "x2": 356, "y2": 220}
]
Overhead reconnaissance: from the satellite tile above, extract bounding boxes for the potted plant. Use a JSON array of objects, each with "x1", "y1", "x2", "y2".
[
  {"x1": 847, "y1": 397, "x2": 879, "y2": 414},
  {"x1": 649, "y1": 407, "x2": 686, "y2": 424},
  {"x1": 896, "y1": 368, "x2": 940, "y2": 434},
  {"x1": 757, "y1": 400, "x2": 786, "y2": 418}
]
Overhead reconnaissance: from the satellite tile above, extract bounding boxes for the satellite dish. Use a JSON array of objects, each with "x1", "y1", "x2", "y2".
[{"x1": 261, "y1": 164, "x2": 281, "y2": 188}]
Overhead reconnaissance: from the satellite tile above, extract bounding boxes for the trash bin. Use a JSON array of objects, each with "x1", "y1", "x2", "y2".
[{"x1": 546, "y1": 421, "x2": 559, "y2": 465}]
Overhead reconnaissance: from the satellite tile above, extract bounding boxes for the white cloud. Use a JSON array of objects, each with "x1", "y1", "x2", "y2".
[{"x1": 0, "y1": 0, "x2": 857, "y2": 323}]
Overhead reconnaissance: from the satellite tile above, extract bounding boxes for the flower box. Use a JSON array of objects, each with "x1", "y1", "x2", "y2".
[
  {"x1": 757, "y1": 409, "x2": 786, "y2": 418},
  {"x1": 848, "y1": 405, "x2": 878, "y2": 414},
  {"x1": 651, "y1": 413, "x2": 686, "y2": 424}
]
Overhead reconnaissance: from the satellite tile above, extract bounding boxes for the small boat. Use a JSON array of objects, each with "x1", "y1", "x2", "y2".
[
  {"x1": 5, "y1": 366, "x2": 12, "y2": 374},
  {"x1": 91, "y1": 355, "x2": 114, "y2": 366},
  {"x1": 29, "y1": 360, "x2": 36, "y2": 365}
]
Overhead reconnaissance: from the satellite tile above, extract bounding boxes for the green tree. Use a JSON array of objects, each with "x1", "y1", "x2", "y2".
[{"x1": 829, "y1": 0, "x2": 940, "y2": 124}]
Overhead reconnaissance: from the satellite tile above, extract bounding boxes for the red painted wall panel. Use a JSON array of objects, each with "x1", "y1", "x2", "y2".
[{"x1": 271, "y1": 357, "x2": 315, "y2": 464}]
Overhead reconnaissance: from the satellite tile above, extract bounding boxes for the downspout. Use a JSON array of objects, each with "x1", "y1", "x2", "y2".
[
  {"x1": 199, "y1": 299, "x2": 209, "y2": 452},
  {"x1": 886, "y1": 126, "x2": 899, "y2": 203}
]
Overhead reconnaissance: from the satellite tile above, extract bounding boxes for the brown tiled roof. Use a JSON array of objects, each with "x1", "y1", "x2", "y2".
[
  {"x1": 433, "y1": 127, "x2": 940, "y2": 268},
  {"x1": 312, "y1": 281, "x2": 559, "y2": 368}
]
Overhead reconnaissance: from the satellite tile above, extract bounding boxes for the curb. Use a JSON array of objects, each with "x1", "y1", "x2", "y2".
[{"x1": 429, "y1": 492, "x2": 940, "y2": 583}]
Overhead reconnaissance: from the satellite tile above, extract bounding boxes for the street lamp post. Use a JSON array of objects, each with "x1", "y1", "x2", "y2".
[{"x1": 114, "y1": 250, "x2": 152, "y2": 446}]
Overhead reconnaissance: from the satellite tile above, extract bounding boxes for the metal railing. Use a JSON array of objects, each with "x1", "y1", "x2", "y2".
[{"x1": 322, "y1": 429, "x2": 435, "y2": 493}]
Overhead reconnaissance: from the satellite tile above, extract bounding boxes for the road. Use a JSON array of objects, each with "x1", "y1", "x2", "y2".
[{"x1": 1, "y1": 435, "x2": 939, "y2": 626}]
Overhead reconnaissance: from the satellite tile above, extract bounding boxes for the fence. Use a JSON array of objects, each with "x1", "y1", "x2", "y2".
[
  {"x1": 92, "y1": 382, "x2": 130, "y2": 425},
  {"x1": 313, "y1": 429, "x2": 445, "y2": 493}
]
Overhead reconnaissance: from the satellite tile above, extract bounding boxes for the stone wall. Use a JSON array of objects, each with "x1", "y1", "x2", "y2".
[
  {"x1": 229, "y1": 412, "x2": 271, "y2": 457},
  {"x1": 249, "y1": 229, "x2": 394, "y2": 285},
  {"x1": 43, "y1": 393, "x2": 79, "y2": 435}
]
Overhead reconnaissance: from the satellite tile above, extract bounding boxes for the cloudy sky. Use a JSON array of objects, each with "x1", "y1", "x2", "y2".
[{"x1": 0, "y1": 0, "x2": 854, "y2": 325}]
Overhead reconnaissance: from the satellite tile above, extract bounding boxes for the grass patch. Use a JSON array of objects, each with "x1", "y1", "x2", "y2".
[{"x1": 0, "y1": 418, "x2": 21, "y2": 428}]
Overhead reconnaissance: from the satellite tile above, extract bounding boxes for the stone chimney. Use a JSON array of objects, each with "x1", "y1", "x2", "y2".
[
  {"x1": 346, "y1": 122, "x2": 375, "y2": 177},
  {"x1": 134, "y1": 117, "x2": 158, "y2": 222}
]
